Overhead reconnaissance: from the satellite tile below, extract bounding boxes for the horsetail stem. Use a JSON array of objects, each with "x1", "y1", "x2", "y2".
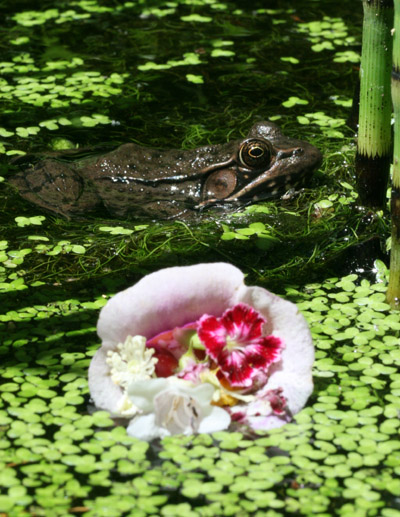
[{"x1": 355, "y1": 0, "x2": 393, "y2": 208}]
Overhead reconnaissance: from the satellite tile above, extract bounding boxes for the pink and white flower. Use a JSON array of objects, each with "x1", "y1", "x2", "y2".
[{"x1": 88, "y1": 262, "x2": 314, "y2": 439}]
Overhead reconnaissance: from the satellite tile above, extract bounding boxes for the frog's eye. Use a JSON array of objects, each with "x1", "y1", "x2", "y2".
[{"x1": 238, "y1": 139, "x2": 271, "y2": 169}]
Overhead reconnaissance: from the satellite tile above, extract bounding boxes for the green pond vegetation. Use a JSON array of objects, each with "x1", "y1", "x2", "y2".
[{"x1": 1, "y1": 0, "x2": 400, "y2": 515}]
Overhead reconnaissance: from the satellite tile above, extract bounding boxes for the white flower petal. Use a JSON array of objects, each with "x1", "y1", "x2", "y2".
[
  {"x1": 186, "y1": 382, "x2": 215, "y2": 410},
  {"x1": 89, "y1": 348, "x2": 127, "y2": 416},
  {"x1": 127, "y1": 378, "x2": 169, "y2": 413},
  {"x1": 246, "y1": 414, "x2": 290, "y2": 431},
  {"x1": 89, "y1": 336, "x2": 158, "y2": 415},
  {"x1": 126, "y1": 414, "x2": 169, "y2": 441},
  {"x1": 154, "y1": 389, "x2": 200, "y2": 434},
  {"x1": 126, "y1": 377, "x2": 230, "y2": 439},
  {"x1": 198, "y1": 406, "x2": 231, "y2": 433}
]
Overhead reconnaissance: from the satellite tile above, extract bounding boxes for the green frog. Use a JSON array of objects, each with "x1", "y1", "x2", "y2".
[{"x1": 10, "y1": 121, "x2": 322, "y2": 219}]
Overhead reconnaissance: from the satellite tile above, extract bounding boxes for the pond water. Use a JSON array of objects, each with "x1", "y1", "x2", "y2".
[{"x1": 1, "y1": 1, "x2": 400, "y2": 516}]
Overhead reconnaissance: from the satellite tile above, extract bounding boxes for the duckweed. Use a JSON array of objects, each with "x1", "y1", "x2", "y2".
[
  {"x1": 1, "y1": 265, "x2": 400, "y2": 513},
  {"x1": 3, "y1": 0, "x2": 399, "y2": 514}
]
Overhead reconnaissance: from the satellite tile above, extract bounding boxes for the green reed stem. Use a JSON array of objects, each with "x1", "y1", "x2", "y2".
[
  {"x1": 355, "y1": 0, "x2": 393, "y2": 208},
  {"x1": 387, "y1": 0, "x2": 400, "y2": 307}
]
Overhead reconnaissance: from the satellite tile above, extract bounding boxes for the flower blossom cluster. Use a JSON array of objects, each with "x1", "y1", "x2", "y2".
[{"x1": 89, "y1": 263, "x2": 314, "y2": 441}]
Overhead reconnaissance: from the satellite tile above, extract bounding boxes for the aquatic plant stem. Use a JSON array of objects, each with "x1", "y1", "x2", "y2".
[
  {"x1": 355, "y1": 0, "x2": 393, "y2": 208},
  {"x1": 387, "y1": 0, "x2": 400, "y2": 307}
]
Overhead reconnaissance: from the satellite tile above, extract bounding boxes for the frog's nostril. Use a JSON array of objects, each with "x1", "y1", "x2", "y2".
[{"x1": 276, "y1": 147, "x2": 305, "y2": 160}]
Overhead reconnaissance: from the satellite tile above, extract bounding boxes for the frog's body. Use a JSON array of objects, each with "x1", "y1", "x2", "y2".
[{"x1": 10, "y1": 121, "x2": 322, "y2": 218}]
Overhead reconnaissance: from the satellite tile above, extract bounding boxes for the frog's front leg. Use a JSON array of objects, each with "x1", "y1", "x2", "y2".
[{"x1": 10, "y1": 160, "x2": 102, "y2": 218}]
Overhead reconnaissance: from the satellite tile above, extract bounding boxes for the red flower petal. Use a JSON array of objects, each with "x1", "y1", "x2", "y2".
[
  {"x1": 219, "y1": 350, "x2": 254, "y2": 387},
  {"x1": 222, "y1": 303, "x2": 265, "y2": 343},
  {"x1": 153, "y1": 350, "x2": 179, "y2": 378},
  {"x1": 198, "y1": 314, "x2": 227, "y2": 362},
  {"x1": 241, "y1": 336, "x2": 283, "y2": 368},
  {"x1": 147, "y1": 322, "x2": 198, "y2": 360},
  {"x1": 198, "y1": 303, "x2": 284, "y2": 389}
]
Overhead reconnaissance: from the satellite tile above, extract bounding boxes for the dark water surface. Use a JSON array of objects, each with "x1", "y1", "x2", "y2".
[
  {"x1": 3, "y1": 2, "x2": 399, "y2": 516},
  {"x1": 1, "y1": 0, "x2": 366, "y2": 287}
]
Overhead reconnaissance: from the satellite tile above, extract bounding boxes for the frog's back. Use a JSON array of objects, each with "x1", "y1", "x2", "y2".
[{"x1": 10, "y1": 159, "x2": 102, "y2": 218}]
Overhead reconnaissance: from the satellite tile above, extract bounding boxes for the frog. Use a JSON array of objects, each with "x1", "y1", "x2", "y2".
[{"x1": 10, "y1": 121, "x2": 322, "y2": 219}]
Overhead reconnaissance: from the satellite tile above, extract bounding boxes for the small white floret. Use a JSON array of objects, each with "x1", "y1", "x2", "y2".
[
  {"x1": 106, "y1": 335, "x2": 157, "y2": 389},
  {"x1": 105, "y1": 335, "x2": 158, "y2": 417}
]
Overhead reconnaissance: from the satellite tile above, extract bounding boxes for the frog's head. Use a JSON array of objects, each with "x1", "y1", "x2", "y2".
[{"x1": 198, "y1": 121, "x2": 322, "y2": 209}]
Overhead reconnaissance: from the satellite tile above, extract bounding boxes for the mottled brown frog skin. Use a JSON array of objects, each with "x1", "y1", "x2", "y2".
[{"x1": 10, "y1": 121, "x2": 322, "y2": 219}]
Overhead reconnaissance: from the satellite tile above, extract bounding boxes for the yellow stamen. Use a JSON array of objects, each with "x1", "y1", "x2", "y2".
[{"x1": 211, "y1": 392, "x2": 239, "y2": 407}]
